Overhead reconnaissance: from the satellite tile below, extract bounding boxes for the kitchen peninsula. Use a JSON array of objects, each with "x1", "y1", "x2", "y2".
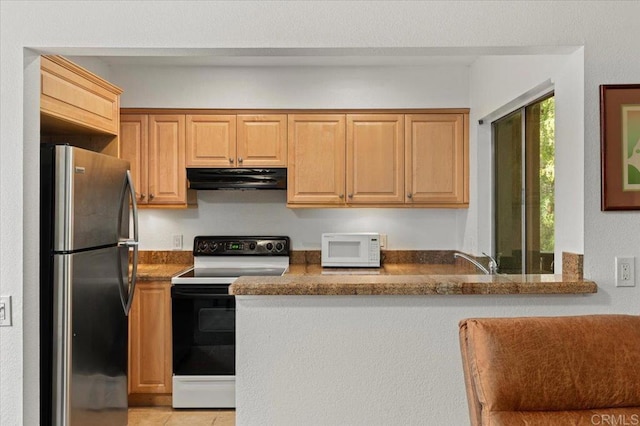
[
  {"x1": 231, "y1": 269, "x2": 596, "y2": 295},
  {"x1": 230, "y1": 256, "x2": 597, "y2": 425}
]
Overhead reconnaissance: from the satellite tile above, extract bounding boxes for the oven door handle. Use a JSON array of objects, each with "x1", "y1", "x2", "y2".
[{"x1": 171, "y1": 289, "x2": 235, "y2": 299}]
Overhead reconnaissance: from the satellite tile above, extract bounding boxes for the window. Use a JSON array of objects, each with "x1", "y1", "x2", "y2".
[{"x1": 493, "y1": 94, "x2": 555, "y2": 274}]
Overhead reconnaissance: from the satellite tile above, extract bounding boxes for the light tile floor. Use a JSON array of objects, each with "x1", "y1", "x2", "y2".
[{"x1": 128, "y1": 407, "x2": 235, "y2": 426}]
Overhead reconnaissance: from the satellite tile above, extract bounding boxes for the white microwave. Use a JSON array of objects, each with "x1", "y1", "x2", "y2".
[{"x1": 321, "y1": 233, "x2": 381, "y2": 268}]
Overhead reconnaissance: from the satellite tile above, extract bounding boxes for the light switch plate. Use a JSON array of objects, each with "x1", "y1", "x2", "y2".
[
  {"x1": 0, "y1": 296, "x2": 12, "y2": 327},
  {"x1": 615, "y1": 256, "x2": 635, "y2": 287},
  {"x1": 379, "y1": 234, "x2": 387, "y2": 249}
]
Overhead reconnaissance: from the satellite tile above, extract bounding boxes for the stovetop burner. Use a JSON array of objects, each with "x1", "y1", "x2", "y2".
[{"x1": 179, "y1": 266, "x2": 288, "y2": 278}]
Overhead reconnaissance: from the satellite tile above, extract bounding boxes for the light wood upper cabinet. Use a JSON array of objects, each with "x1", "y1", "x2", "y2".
[
  {"x1": 121, "y1": 114, "x2": 189, "y2": 206},
  {"x1": 40, "y1": 55, "x2": 122, "y2": 136},
  {"x1": 237, "y1": 114, "x2": 287, "y2": 167},
  {"x1": 121, "y1": 108, "x2": 468, "y2": 209},
  {"x1": 148, "y1": 115, "x2": 187, "y2": 204},
  {"x1": 120, "y1": 115, "x2": 148, "y2": 203},
  {"x1": 405, "y1": 114, "x2": 468, "y2": 205},
  {"x1": 347, "y1": 114, "x2": 404, "y2": 204},
  {"x1": 128, "y1": 281, "x2": 172, "y2": 395},
  {"x1": 186, "y1": 115, "x2": 236, "y2": 167},
  {"x1": 186, "y1": 114, "x2": 286, "y2": 167},
  {"x1": 287, "y1": 114, "x2": 346, "y2": 204}
]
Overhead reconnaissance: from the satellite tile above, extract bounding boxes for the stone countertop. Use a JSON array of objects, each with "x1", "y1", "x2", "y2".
[
  {"x1": 229, "y1": 264, "x2": 597, "y2": 295},
  {"x1": 135, "y1": 264, "x2": 191, "y2": 281}
]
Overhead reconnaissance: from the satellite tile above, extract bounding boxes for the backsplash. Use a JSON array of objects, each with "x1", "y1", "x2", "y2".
[{"x1": 136, "y1": 250, "x2": 583, "y2": 276}]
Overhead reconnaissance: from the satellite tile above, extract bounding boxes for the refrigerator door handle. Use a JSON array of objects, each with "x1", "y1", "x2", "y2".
[
  {"x1": 127, "y1": 170, "x2": 139, "y2": 243},
  {"x1": 117, "y1": 170, "x2": 139, "y2": 316}
]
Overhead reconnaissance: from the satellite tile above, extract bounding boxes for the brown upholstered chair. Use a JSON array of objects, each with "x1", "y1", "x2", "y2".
[{"x1": 459, "y1": 315, "x2": 640, "y2": 426}]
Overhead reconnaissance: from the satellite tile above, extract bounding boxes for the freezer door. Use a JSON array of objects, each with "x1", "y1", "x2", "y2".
[
  {"x1": 52, "y1": 247, "x2": 128, "y2": 426},
  {"x1": 53, "y1": 145, "x2": 130, "y2": 252}
]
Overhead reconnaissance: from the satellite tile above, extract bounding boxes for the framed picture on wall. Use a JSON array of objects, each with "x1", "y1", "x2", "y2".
[{"x1": 600, "y1": 84, "x2": 640, "y2": 210}]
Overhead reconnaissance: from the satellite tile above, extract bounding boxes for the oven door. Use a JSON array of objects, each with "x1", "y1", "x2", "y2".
[{"x1": 171, "y1": 284, "x2": 235, "y2": 376}]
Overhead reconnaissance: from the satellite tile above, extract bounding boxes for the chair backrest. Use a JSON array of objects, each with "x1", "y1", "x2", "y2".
[{"x1": 459, "y1": 315, "x2": 640, "y2": 425}]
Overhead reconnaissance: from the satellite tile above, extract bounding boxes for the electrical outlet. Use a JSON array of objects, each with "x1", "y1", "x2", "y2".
[
  {"x1": 0, "y1": 296, "x2": 12, "y2": 327},
  {"x1": 615, "y1": 256, "x2": 635, "y2": 287},
  {"x1": 379, "y1": 234, "x2": 388, "y2": 249},
  {"x1": 172, "y1": 234, "x2": 183, "y2": 250}
]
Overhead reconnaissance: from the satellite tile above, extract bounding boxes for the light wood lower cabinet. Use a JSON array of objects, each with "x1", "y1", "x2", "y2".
[{"x1": 128, "y1": 281, "x2": 172, "y2": 397}]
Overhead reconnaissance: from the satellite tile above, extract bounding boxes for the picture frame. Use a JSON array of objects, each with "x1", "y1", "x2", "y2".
[{"x1": 600, "y1": 84, "x2": 640, "y2": 210}]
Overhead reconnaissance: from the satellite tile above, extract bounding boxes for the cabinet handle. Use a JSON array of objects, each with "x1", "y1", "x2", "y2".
[
  {"x1": 339, "y1": 194, "x2": 344, "y2": 199},
  {"x1": 140, "y1": 193, "x2": 146, "y2": 200},
  {"x1": 149, "y1": 194, "x2": 155, "y2": 200},
  {"x1": 407, "y1": 193, "x2": 413, "y2": 199},
  {"x1": 238, "y1": 157, "x2": 243, "y2": 163},
  {"x1": 229, "y1": 158, "x2": 234, "y2": 163},
  {"x1": 348, "y1": 194, "x2": 353, "y2": 198}
]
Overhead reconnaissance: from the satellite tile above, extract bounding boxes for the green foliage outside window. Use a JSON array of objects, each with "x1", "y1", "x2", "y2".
[{"x1": 539, "y1": 98, "x2": 555, "y2": 253}]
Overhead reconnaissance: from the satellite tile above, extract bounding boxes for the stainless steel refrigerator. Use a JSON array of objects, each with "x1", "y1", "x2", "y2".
[{"x1": 40, "y1": 145, "x2": 139, "y2": 426}]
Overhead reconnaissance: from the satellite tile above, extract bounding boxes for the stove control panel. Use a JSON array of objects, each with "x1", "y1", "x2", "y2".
[{"x1": 193, "y1": 236, "x2": 290, "y2": 256}]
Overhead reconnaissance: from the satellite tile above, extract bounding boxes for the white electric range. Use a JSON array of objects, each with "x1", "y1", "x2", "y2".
[{"x1": 170, "y1": 236, "x2": 290, "y2": 408}]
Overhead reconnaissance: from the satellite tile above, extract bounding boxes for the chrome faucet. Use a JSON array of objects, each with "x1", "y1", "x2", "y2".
[
  {"x1": 482, "y1": 252, "x2": 499, "y2": 275},
  {"x1": 454, "y1": 252, "x2": 498, "y2": 275}
]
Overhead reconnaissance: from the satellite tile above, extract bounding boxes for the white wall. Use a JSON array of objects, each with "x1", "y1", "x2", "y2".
[
  {"x1": 110, "y1": 59, "x2": 583, "y2": 253},
  {"x1": 236, "y1": 293, "x2": 610, "y2": 426},
  {"x1": 2, "y1": 1, "x2": 640, "y2": 424},
  {"x1": 137, "y1": 191, "x2": 466, "y2": 250},
  {"x1": 111, "y1": 64, "x2": 470, "y2": 109},
  {"x1": 109, "y1": 64, "x2": 470, "y2": 250}
]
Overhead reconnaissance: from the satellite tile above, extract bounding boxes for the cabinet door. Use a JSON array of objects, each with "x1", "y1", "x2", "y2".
[
  {"x1": 405, "y1": 114, "x2": 467, "y2": 204},
  {"x1": 120, "y1": 115, "x2": 149, "y2": 204},
  {"x1": 40, "y1": 55, "x2": 121, "y2": 135},
  {"x1": 148, "y1": 115, "x2": 187, "y2": 204},
  {"x1": 128, "y1": 282, "x2": 172, "y2": 394},
  {"x1": 287, "y1": 114, "x2": 346, "y2": 204},
  {"x1": 186, "y1": 115, "x2": 236, "y2": 167},
  {"x1": 347, "y1": 114, "x2": 404, "y2": 204},
  {"x1": 237, "y1": 114, "x2": 287, "y2": 167}
]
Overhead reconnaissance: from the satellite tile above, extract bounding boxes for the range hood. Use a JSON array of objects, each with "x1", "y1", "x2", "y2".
[{"x1": 187, "y1": 168, "x2": 287, "y2": 190}]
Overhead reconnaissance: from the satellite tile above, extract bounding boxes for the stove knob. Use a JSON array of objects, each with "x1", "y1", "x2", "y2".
[
  {"x1": 210, "y1": 242, "x2": 218, "y2": 252},
  {"x1": 275, "y1": 242, "x2": 284, "y2": 252},
  {"x1": 249, "y1": 242, "x2": 257, "y2": 250},
  {"x1": 266, "y1": 242, "x2": 274, "y2": 251},
  {"x1": 197, "y1": 241, "x2": 207, "y2": 253}
]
